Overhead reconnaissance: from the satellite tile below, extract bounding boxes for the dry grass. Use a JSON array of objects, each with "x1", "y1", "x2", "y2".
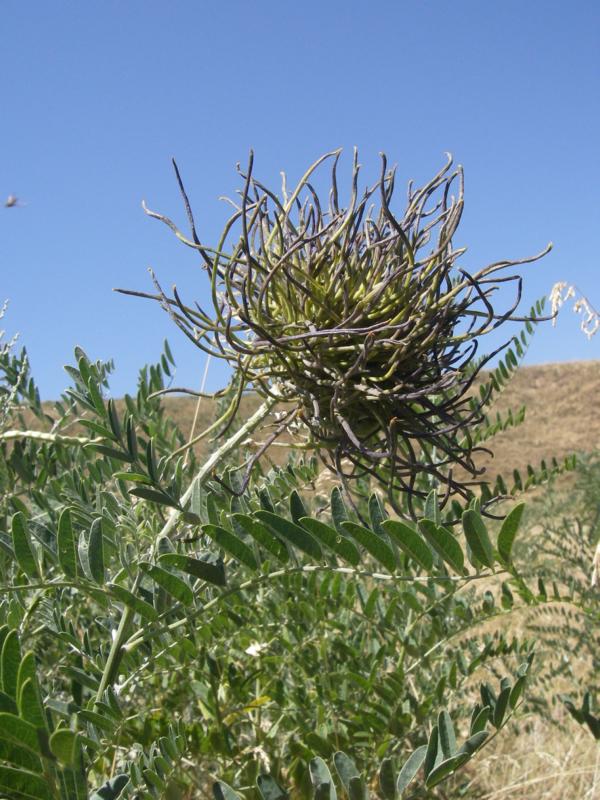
[
  {"x1": 464, "y1": 714, "x2": 600, "y2": 799},
  {"x1": 453, "y1": 596, "x2": 600, "y2": 798},
  {"x1": 471, "y1": 360, "x2": 600, "y2": 480}
]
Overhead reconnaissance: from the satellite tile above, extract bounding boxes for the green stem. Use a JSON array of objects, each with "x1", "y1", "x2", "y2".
[
  {"x1": 0, "y1": 429, "x2": 95, "y2": 445},
  {"x1": 94, "y1": 395, "x2": 277, "y2": 703}
]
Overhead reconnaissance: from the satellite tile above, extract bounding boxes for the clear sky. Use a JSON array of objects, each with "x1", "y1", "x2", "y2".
[{"x1": 1, "y1": 1, "x2": 598, "y2": 398}]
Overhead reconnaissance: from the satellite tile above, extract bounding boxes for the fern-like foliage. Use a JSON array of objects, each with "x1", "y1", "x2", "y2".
[{"x1": 0, "y1": 331, "x2": 589, "y2": 799}]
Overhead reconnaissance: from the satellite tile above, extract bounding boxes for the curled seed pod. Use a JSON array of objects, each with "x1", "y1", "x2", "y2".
[{"x1": 125, "y1": 150, "x2": 551, "y2": 517}]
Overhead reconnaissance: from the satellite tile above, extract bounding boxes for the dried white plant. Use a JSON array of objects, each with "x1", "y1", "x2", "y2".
[
  {"x1": 550, "y1": 282, "x2": 600, "y2": 340},
  {"x1": 591, "y1": 540, "x2": 600, "y2": 589},
  {"x1": 0, "y1": 301, "x2": 25, "y2": 429},
  {"x1": 550, "y1": 283, "x2": 600, "y2": 589}
]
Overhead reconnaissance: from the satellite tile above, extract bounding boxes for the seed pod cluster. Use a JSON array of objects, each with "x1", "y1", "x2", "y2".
[{"x1": 136, "y1": 150, "x2": 550, "y2": 514}]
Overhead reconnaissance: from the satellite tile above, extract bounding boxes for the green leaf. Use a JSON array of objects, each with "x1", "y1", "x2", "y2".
[
  {"x1": 0, "y1": 690, "x2": 17, "y2": 715},
  {"x1": 0, "y1": 628, "x2": 8, "y2": 657},
  {"x1": 309, "y1": 757, "x2": 337, "y2": 800},
  {"x1": 66, "y1": 388, "x2": 96, "y2": 414},
  {"x1": 509, "y1": 675, "x2": 527, "y2": 709},
  {"x1": 493, "y1": 685, "x2": 511, "y2": 728},
  {"x1": 424, "y1": 490, "x2": 440, "y2": 524},
  {"x1": 462, "y1": 510, "x2": 494, "y2": 568},
  {"x1": 306, "y1": 732, "x2": 334, "y2": 758},
  {"x1": 379, "y1": 757, "x2": 396, "y2": 800},
  {"x1": 77, "y1": 531, "x2": 92, "y2": 582},
  {"x1": 86, "y1": 374, "x2": 105, "y2": 416},
  {"x1": 107, "y1": 584, "x2": 159, "y2": 620},
  {"x1": 62, "y1": 667, "x2": 99, "y2": 692},
  {"x1": 396, "y1": 745, "x2": 427, "y2": 795},
  {"x1": 126, "y1": 417, "x2": 138, "y2": 461},
  {"x1": 129, "y1": 486, "x2": 180, "y2": 509},
  {"x1": 143, "y1": 768, "x2": 166, "y2": 791},
  {"x1": 107, "y1": 398, "x2": 122, "y2": 441},
  {"x1": 333, "y1": 751, "x2": 360, "y2": 794},
  {"x1": 79, "y1": 419, "x2": 114, "y2": 439},
  {"x1": 251, "y1": 483, "x2": 271, "y2": 510},
  {"x1": 139, "y1": 562, "x2": 194, "y2": 606},
  {"x1": 423, "y1": 725, "x2": 439, "y2": 778},
  {"x1": 480, "y1": 683, "x2": 497, "y2": 711},
  {"x1": 315, "y1": 784, "x2": 333, "y2": 800},
  {"x1": 458, "y1": 731, "x2": 488, "y2": 756},
  {"x1": 0, "y1": 765, "x2": 53, "y2": 800},
  {"x1": 368, "y1": 493, "x2": 387, "y2": 535},
  {"x1": 181, "y1": 511, "x2": 202, "y2": 526},
  {"x1": 438, "y1": 710, "x2": 457, "y2": 758},
  {"x1": 256, "y1": 773, "x2": 288, "y2": 800},
  {"x1": 0, "y1": 713, "x2": 42, "y2": 755},
  {"x1": 497, "y1": 503, "x2": 525, "y2": 564},
  {"x1": 11, "y1": 513, "x2": 39, "y2": 580},
  {"x1": 330, "y1": 488, "x2": 349, "y2": 533},
  {"x1": 232, "y1": 514, "x2": 289, "y2": 563},
  {"x1": 425, "y1": 753, "x2": 469, "y2": 788},
  {"x1": 89, "y1": 774, "x2": 129, "y2": 800},
  {"x1": 158, "y1": 554, "x2": 226, "y2": 587},
  {"x1": 289, "y1": 490, "x2": 308, "y2": 525},
  {"x1": 501, "y1": 581, "x2": 514, "y2": 609},
  {"x1": 382, "y1": 520, "x2": 433, "y2": 571},
  {"x1": 418, "y1": 520, "x2": 464, "y2": 574},
  {"x1": 300, "y1": 517, "x2": 360, "y2": 566},
  {"x1": 206, "y1": 492, "x2": 220, "y2": 524},
  {"x1": 146, "y1": 439, "x2": 158, "y2": 483},
  {"x1": 0, "y1": 735, "x2": 41, "y2": 772},
  {"x1": 18, "y1": 678, "x2": 46, "y2": 730},
  {"x1": 49, "y1": 729, "x2": 79, "y2": 766},
  {"x1": 1, "y1": 631, "x2": 21, "y2": 699},
  {"x1": 348, "y1": 776, "x2": 367, "y2": 800},
  {"x1": 84, "y1": 444, "x2": 134, "y2": 463},
  {"x1": 164, "y1": 339, "x2": 175, "y2": 365},
  {"x1": 470, "y1": 705, "x2": 491, "y2": 735},
  {"x1": 57, "y1": 509, "x2": 78, "y2": 579},
  {"x1": 78, "y1": 709, "x2": 116, "y2": 733},
  {"x1": 88, "y1": 519, "x2": 105, "y2": 584},
  {"x1": 213, "y1": 780, "x2": 243, "y2": 800},
  {"x1": 16, "y1": 652, "x2": 36, "y2": 702},
  {"x1": 153, "y1": 752, "x2": 173, "y2": 776},
  {"x1": 342, "y1": 521, "x2": 397, "y2": 572},
  {"x1": 112, "y1": 472, "x2": 152, "y2": 484},
  {"x1": 202, "y1": 524, "x2": 258, "y2": 570},
  {"x1": 190, "y1": 476, "x2": 203, "y2": 518},
  {"x1": 255, "y1": 511, "x2": 322, "y2": 560},
  {"x1": 363, "y1": 587, "x2": 379, "y2": 618}
]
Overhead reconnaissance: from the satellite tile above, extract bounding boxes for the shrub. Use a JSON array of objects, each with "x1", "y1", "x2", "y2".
[{"x1": 0, "y1": 151, "x2": 587, "y2": 799}]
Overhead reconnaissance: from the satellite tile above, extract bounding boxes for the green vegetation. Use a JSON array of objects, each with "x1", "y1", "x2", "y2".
[{"x1": 0, "y1": 154, "x2": 597, "y2": 799}]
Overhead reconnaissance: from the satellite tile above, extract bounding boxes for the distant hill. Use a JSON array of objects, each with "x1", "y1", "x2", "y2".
[{"x1": 469, "y1": 360, "x2": 599, "y2": 480}]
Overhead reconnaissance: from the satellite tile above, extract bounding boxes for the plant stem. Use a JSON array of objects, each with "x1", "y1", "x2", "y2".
[
  {"x1": 158, "y1": 395, "x2": 278, "y2": 538},
  {"x1": 0, "y1": 429, "x2": 95, "y2": 445},
  {"x1": 95, "y1": 395, "x2": 277, "y2": 702}
]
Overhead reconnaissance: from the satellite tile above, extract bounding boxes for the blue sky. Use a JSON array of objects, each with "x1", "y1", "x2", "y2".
[{"x1": 1, "y1": 1, "x2": 598, "y2": 398}]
